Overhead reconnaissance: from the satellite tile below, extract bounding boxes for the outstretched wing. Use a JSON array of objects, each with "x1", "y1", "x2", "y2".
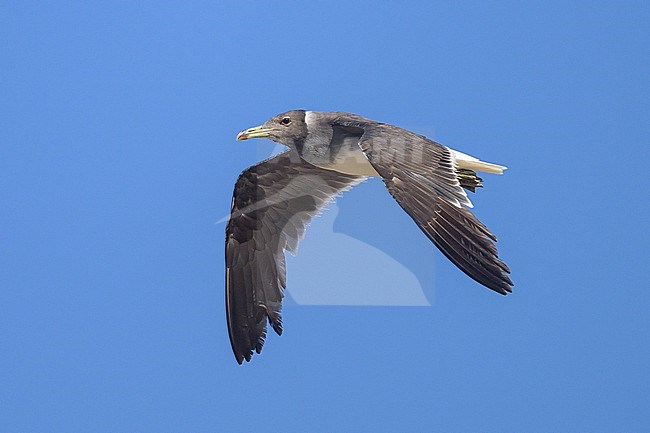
[
  {"x1": 226, "y1": 151, "x2": 364, "y2": 363},
  {"x1": 331, "y1": 115, "x2": 513, "y2": 295}
]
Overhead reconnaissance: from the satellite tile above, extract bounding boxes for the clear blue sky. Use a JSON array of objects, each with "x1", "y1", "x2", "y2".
[{"x1": 2, "y1": 1, "x2": 649, "y2": 432}]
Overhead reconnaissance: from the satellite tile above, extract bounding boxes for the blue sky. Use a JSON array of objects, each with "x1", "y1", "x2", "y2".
[{"x1": 2, "y1": 1, "x2": 649, "y2": 431}]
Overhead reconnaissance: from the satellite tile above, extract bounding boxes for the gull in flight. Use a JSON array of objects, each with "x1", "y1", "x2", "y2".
[{"x1": 226, "y1": 110, "x2": 513, "y2": 363}]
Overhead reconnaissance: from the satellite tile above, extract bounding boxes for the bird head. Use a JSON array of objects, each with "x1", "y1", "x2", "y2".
[{"x1": 236, "y1": 110, "x2": 308, "y2": 149}]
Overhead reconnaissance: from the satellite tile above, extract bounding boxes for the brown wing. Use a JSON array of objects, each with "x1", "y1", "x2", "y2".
[
  {"x1": 226, "y1": 151, "x2": 364, "y2": 363},
  {"x1": 331, "y1": 116, "x2": 513, "y2": 295}
]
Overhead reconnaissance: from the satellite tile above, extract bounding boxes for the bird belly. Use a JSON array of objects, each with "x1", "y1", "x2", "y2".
[{"x1": 311, "y1": 147, "x2": 380, "y2": 177}]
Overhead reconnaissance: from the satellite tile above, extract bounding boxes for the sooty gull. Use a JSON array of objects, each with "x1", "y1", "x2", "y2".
[{"x1": 226, "y1": 110, "x2": 512, "y2": 363}]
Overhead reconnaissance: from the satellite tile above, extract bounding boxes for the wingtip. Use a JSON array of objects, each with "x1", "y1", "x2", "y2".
[
  {"x1": 233, "y1": 350, "x2": 245, "y2": 364},
  {"x1": 493, "y1": 283, "x2": 513, "y2": 296},
  {"x1": 499, "y1": 278, "x2": 514, "y2": 295}
]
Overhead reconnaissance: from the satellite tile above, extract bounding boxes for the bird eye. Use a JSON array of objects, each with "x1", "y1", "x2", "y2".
[{"x1": 280, "y1": 117, "x2": 291, "y2": 125}]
